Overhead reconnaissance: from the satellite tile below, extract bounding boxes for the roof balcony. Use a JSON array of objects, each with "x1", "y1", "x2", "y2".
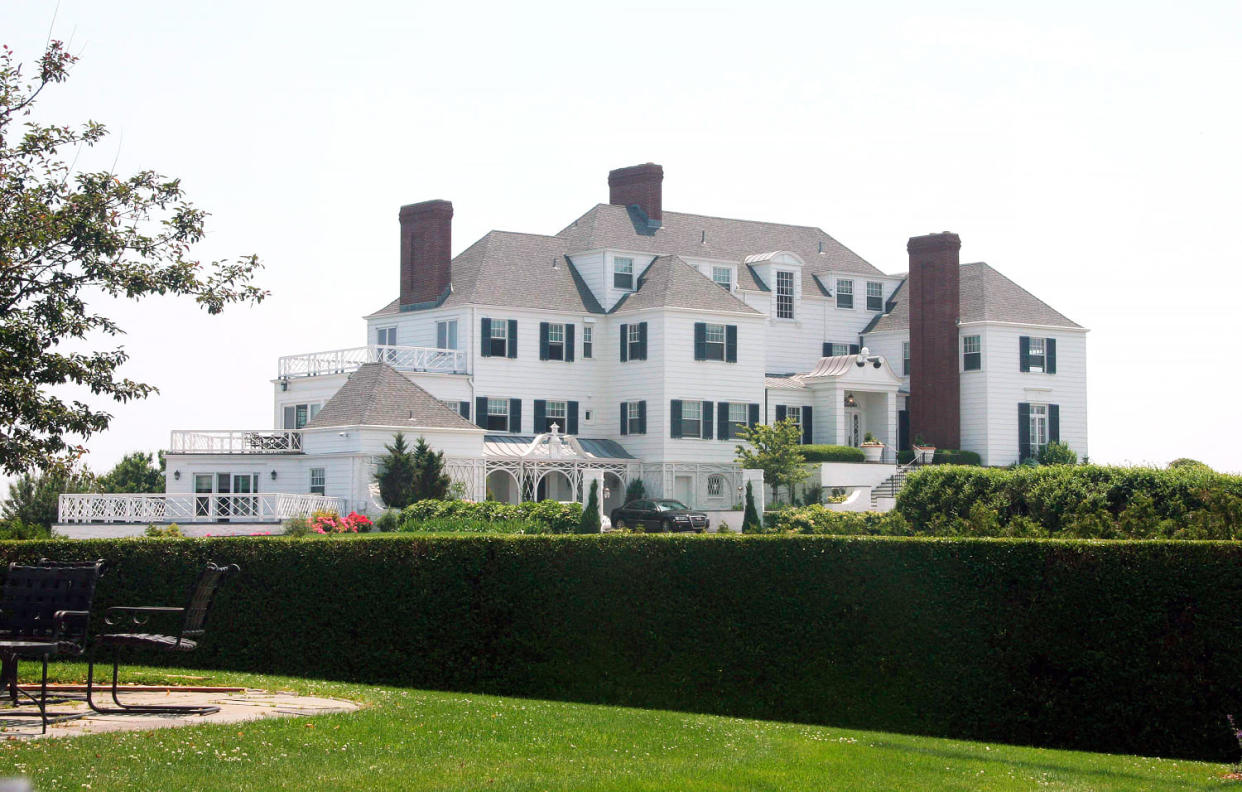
[
  {"x1": 277, "y1": 345, "x2": 468, "y2": 379},
  {"x1": 169, "y1": 430, "x2": 303, "y2": 454}
]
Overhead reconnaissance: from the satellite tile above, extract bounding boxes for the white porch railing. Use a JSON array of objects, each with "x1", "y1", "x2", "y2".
[
  {"x1": 277, "y1": 345, "x2": 468, "y2": 379},
  {"x1": 57, "y1": 493, "x2": 345, "y2": 524},
  {"x1": 169, "y1": 430, "x2": 303, "y2": 454}
]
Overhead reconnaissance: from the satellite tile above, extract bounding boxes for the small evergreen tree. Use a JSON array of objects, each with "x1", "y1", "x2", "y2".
[
  {"x1": 742, "y1": 481, "x2": 762, "y2": 533},
  {"x1": 2, "y1": 467, "x2": 95, "y2": 530},
  {"x1": 625, "y1": 477, "x2": 646, "y2": 503},
  {"x1": 578, "y1": 479, "x2": 601, "y2": 533},
  {"x1": 410, "y1": 436, "x2": 451, "y2": 502},
  {"x1": 375, "y1": 433, "x2": 417, "y2": 508}
]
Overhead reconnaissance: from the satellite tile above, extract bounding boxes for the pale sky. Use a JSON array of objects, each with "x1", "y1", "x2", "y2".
[{"x1": 3, "y1": 0, "x2": 1240, "y2": 485}]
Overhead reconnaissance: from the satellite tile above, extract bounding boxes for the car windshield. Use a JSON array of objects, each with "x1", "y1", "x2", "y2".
[{"x1": 655, "y1": 500, "x2": 688, "y2": 511}]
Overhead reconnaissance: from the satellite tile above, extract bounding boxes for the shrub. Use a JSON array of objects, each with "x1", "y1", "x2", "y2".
[
  {"x1": 1169, "y1": 457, "x2": 1212, "y2": 472},
  {"x1": 3, "y1": 534, "x2": 1240, "y2": 760},
  {"x1": 144, "y1": 523, "x2": 183, "y2": 538},
  {"x1": 932, "y1": 449, "x2": 981, "y2": 466},
  {"x1": 766, "y1": 505, "x2": 911, "y2": 536},
  {"x1": 897, "y1": 464, "x2": 1242, "y2": 539},
  {"x1": 374, "y1": 509, "x2": 401, "y2": 533},
  {"x1": 309, "y1": 510, "x2": 373, "y2": 534},
  {"x1": 283, "y1": 516, "x2": 310, "y2": 537},
  {"x1": 398, "y1": 499, "x2": 582, "y2": 534},
  {"x1": 1038, "y1": 440, "x2": 1078, "y2": 466},
  {"x1": 799, "y1": 445, "x2": 864, "y2": 463}
]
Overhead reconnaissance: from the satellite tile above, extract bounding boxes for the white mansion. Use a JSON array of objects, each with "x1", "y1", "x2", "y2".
[{"x1": 58, "y1": 164, "x2": 1086, "y2": 533}]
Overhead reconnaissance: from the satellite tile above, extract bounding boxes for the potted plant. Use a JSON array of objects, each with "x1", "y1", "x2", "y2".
[
  {"x1": 912, "y1": 434, "x2": 936, "y2": 464},
  {"x1": 860, "y1": 432, "x2": 884, "y2": 463}
]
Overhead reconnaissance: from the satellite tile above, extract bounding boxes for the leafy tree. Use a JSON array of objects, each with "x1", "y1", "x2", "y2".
[
  {"x1": 375, "y1": 433, "x2": 417, "y2": 508},
  {"x1": 0, "y1": 42, "x2": 266, "y2": 475},
  {"x1": 578, "y1": 479, "x2": 601, "y2": 533},
  {"x1": 735, "y1": 419, "x2": 807, "y2": 505},
  {"x1": 97, "y1": 450, "x2": 164, "y2": 493},
  {"x1": 411, "y1": 436, "x2": 450, "y2": 502},
  {"x1": 1, "y1": 467, "x2": 95, "y2": 529},
  {"x1": 742, "y1": 481, "x2": 761, "y2": 533},
  {"x1": 1038, "y1": 441, "x2": 1078, "y2": 466},
  {"x1": 1168, "y1": 458, "x2": 1212, "y2": 473}
]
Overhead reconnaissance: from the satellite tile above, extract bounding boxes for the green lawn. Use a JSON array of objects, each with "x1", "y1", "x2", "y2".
[{"x1": 1, "y1": 664, "x2": 1231, "y2": 791}]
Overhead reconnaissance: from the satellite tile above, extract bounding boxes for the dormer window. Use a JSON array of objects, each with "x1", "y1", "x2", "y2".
[
  {"x1": 836, "y1": 279, "x2": 854, "y2": 309},
  {"x1": 866, "y1": 281, "x2": 883, "y2": 312},
  {"x1": 712, "y1": 266, "x2": 732, "y2": 290},
  {"x1": 776, "y1": 271, "x2": 795, "y2": 319},
  {"x1": 614, "y1": 257, "x2": 634, "y2": 290}
]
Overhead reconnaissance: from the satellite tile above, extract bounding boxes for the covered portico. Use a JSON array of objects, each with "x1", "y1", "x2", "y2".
[{"x1": 769, "y1": 350, "x2": 904, "y2": 455}]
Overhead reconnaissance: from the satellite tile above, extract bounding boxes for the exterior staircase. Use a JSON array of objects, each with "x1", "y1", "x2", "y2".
[{"x1": 870, "y1": 464, "x2": 916, "y2": 509}]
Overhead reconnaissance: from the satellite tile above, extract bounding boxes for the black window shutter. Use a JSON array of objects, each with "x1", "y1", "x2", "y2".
[
  {"x1": 717, "y1": 402, "x2": 729, "y2": 440},
  {"x1": 620, "y1": 324, "x2": 629, "y2": 362},
  {"x1": 776, "y1": 404, "x2": 787, "y2": 423},
  {"x1": 480, "y1": 318, "x2": 492, "y2": 357},
  {"x1": 693, "y1": 322, "x2": 706, "y2": 361},
  {"x1": 619, "y1": 402, "x2": 628, "y2": 435},
  {"x1": 539, "y1": 322, "x2": 549, "y2": 361},
  {"x1": 748, "y1": 403, "x2": 760, "y2": 428},
  {"x1": 458, "y1": 401, "x2": 470, "y2": 420},
  {"x1": 638, "y1": 322, "x2": 648, "y2": 360},
  {"x1": 1046, "y1": 338, "x2": 1057, "y2": 374},
  {"x1": 475, "y1": 396, "x2": 488, "y2": 429},
  {"x1": 670, "y1": 399, "x2": 683, "y2": 439},
  {"x1": 822, "y1": 342, "x2": 831, "y2": 357},
  {"x1": 802, "y1": 406, "x2": 813, "y2": 445},
  {"x1": 533, "y1": 400, "x2": 546, "y2": 433},
  {"x1": 565, "y1": 324, "x2": 575, "y2": 362},
  {"x1": 702, "y1": 401, "x2": 714, "y2": 440},
  {"x1": 638, "y1": 400, "x2": 647, "y2": 434},
  {"x1": 1018, "y1": 402, "x2": 1031, "y2": 461},
  {"x1": 507, "y1": 320, "x2": 518, "y2": 358},
  {"x1": 509, "y1": 398, "x2": 522, "y2": 433},
  {"x1": 849, "y1": 344, "x2": 860, "y2": 355},
  {"x1": 1049, "y1": 404, "x2": 1060, "y2": 443},
  {"x1": 1019, "y1": 336, "x2": 1031, "y2": 372},
  {"x1": 567, "y1": 401, "x2": 579, "y2": 435},
  {"x1": 726, "y1": 325, "x2": 738, "y2": 362}
]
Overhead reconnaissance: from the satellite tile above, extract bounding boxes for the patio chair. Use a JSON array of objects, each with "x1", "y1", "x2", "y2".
[
  {"x1": 0, "y1": 559, "x2": 107, "y2": 733},
  {"x1": 86, "y1": 562, "x2": 239, "y2": 716}
]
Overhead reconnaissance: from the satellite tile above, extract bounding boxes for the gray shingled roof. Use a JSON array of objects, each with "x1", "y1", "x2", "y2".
[
  {"x1": 371, "y1": 231, "x2": 604, "y2": 317},
  {"x1": 483, "y1": 435, "x2": 635, "y2": 459},
  {"x1": 865, "y1": 262, "x2": 1082, "y2": 333},
  {"x1": 556, "y1": 203, "x2": 885, "y2": 293},
  {"x1": 611, "y1": 255, "x2": 761, "y2": 315},
  {"x1": 306, "y1": 363, "x2": 480, "y2": 430}
]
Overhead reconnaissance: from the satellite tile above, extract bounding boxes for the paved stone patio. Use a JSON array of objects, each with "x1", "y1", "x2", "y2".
[{"x1": 0, "y1": 687, "x2": 358, "y2": 739}]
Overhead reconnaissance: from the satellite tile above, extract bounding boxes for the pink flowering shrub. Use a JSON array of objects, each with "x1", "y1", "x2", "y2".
[{"x1": 309, "y1": 510, "x2": 373, "y2": 535}]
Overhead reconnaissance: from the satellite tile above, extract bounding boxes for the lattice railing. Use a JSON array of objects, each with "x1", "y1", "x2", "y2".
[
  {"x1": 169, "y1": 430, "x2": 303, "y2": 454},
  {"x1": 57, "y1": 493, "x2": 345, "y2": 524},
  {"x1": 277, "y1": 345, "x2": 467, "y2": 378}
]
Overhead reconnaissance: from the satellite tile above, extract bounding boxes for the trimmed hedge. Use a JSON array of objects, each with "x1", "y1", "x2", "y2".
[
  {"x1": 799, "y1": 444, "x2": 864, "y2": 463},
  {"x1": 3, "y1": 535, "x2": 1241, "y2": 760},
  {"x1": 898, "y1": 464, "x2": 1242, "y2": 538},
  {"x1": 897, "y1": 448, "x2": 981, "y2": 466},
  {"x1": 397, "y1": 499, "x2": 582, "y2": 533}
]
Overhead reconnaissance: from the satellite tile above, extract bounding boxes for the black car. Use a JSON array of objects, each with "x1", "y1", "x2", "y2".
[{"x1": 610, "y1": 499, "x2": 709, "y2": 532}]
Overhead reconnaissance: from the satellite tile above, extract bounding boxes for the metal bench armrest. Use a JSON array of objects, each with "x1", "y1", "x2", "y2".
[{"x1": 104, "y1": 606, "x2": 185, "y2": 627}]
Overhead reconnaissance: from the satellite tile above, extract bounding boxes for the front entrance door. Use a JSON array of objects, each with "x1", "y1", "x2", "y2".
[{"x1": 846, "y1": 409, "x2": 862, "y2": 447}]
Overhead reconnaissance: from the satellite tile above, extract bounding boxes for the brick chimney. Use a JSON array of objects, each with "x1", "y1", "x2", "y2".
[
  {"x1": 398, "y1": 199, "x2": 453, "y2": 309},
  {"x1": 608, "y1": 163, "x2": 663, "y2": 227},
  {"x1": 907, "y1": 232, "x2": 961, "y2": 450}
]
